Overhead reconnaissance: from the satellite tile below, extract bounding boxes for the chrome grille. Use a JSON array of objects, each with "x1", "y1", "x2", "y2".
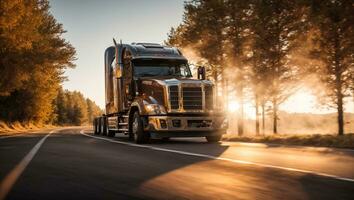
[
  {"x1": 169, "y1": 86, "x2": 179, "y2": 109},
  {"x1": 182, "y1": 87, "x2": 202, "y2": 110}
]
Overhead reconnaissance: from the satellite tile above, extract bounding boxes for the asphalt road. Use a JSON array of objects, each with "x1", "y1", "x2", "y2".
[{"x1": 0, "y1": 127, "x2": 353, "y2": 200}]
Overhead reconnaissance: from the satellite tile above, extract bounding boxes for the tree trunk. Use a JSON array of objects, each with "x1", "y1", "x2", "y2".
[
  {"x1": 222, "y1": 71, "x2": 228, "y2": 107},
  {"x1": 337, "y1": 95, "x2": 344, "y2": 136},
  {"x1": 237, "y1": 105, "x2": 244, "y2": 136},
  {"x1": 237, "y1": 85, "x2": 244, "y2": 136},
  {"x1": 212, "y1": 65, "x2": 218, "y2": 106},
  {"x1": 272, "y1": 98, "x2": 278, "y2": 134},
  {"x1": 352, "y1": 91, "x2": 354, "y2": 114},
  {"x1": 334, "y1": 29, "x2": 344, "y2": 136},
  {"x1": 334, "y1": 61, "x2": 344, "y2": 136},
  {"x1": 255, "y1": 94, "x2": 260, "y2": 136},
  {"x1": 261, "y1": 102, "x2": 265, "y2": 136}
]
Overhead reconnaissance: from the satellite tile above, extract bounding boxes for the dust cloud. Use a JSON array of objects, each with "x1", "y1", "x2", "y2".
[{"x1": 178, "y1": 45, "x2": 354, "y2": 135}]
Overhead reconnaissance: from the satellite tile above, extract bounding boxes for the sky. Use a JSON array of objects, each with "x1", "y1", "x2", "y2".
[
  {"x1": 49, "y1": 0, "x2": 185, "y2": 108},
  {"x1": 49, "y1": 0, "x2": 353, "y2": 114}
]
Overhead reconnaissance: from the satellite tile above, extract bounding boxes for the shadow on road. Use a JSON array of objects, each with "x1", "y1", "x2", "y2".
[{"x1": 4, "y1": 127, "x2": 354, "y2": 200}]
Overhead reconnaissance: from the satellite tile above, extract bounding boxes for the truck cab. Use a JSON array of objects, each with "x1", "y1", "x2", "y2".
[{"x1": 93, "y1": 42, "x2": 227, "y2": 143}]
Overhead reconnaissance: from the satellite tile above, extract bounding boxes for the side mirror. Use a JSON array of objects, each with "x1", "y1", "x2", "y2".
[
  {"x1": 197, "y1": 66, "x2": 206, "y2": 80},
  {"x1": 113, "y1": 38, "x2": 123, "y2": 79}
]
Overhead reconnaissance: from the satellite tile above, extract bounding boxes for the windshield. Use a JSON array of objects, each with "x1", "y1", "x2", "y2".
[{"x1": 133, "y1": 60, "x2": 192, "y2": 78}]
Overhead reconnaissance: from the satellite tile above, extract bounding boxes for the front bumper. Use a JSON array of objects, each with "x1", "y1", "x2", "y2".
[{"x1": 144, "y1": 115, "x2": 228, "y2": 138}]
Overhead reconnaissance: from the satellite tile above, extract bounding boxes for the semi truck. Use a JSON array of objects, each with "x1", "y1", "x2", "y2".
[{"x1": 93, "y1": 40, "x2": 228, "y2": 143}]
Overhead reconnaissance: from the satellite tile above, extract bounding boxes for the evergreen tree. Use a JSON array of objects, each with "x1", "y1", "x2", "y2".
[
  {"x1": 0, "y1": 0, "x2": 42, "y2": 95},
  {"x1": 53, "y1": 89, "x2": 102, "y2": 125},
  {"x1": 248, "y1": 0, "x2": 306, "y2": 134},
  {"x1": 0, "y1": 0, "x2": 76, "y2": 124},
  {"x1": 167, "y1": 0, "x2": 227, "y2": 96},
  {"x1": 309, "y1": 0, "x2": 353, "y2": 135},
  {"x1": 86, "y1": 99, "x2": 102, "y2": 124},
  {"x1": 224, "y1": 0, "x2": 250, "y2": 136}
]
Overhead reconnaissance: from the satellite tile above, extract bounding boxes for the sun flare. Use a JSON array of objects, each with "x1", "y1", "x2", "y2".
[
  {"x1": 225, "y1": 87, "x2": 348, "y2": 120},
  {"x1": 228, "y1": 101, "x2": 240, "y2": 112},
  {"x1": 227, "y1": 100, "x2": 256, "y2": 119}
]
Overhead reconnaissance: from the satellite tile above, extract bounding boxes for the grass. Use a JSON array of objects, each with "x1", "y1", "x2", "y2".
[
  {"x1": 0, "y1": 121, "x2": 56, "y2": 135},
  {"x1": 223, "y1": 133, "x2": 354, "y2": 149}
]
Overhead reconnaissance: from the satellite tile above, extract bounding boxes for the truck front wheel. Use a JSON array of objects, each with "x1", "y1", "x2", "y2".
[
  {"x1": 206, "y1": 135, "x2": 222, "y2": 143},
  {"x1": 131, "y1": 112, "x2": 150, "y2": 144}
]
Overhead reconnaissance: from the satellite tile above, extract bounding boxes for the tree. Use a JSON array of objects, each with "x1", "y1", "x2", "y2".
[
  {"x1": 0, "y1": 0, "x2": 42, "y2": 95},
  {"x1": 86, "y1": 99, "x2": 102, "y2": 124},
  {"x1": 249, "y1": 0, "x2": 306, "y2": 134},
  {"x1": 167, "y1": 0, "x2": 227, "y2": 99},
  {"x1": 224, "y1": 0, "x2": 250, "y2": 136},
  {"x1": 55, "y1": 88, "x2": 67, "y2": 125},
  {"x1": 53, "y1": 89, "x2": 102, "y2": 125},
  {"x1": 309, "y1": 0, "x2": 354, "y2": 135},
  {"x1": 0, "y1": 0, "x2": 76, "y2": 124}
]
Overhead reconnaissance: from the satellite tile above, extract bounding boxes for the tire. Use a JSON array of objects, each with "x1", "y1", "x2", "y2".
[
  {"x1": 128, "y1": 128, "x2": 134, "y2": 141},
  {"x1": 97, "y1": 118, "x2": 102, "y2": 135},
  {"x1": 107, "y1": 130, "x2": 115, "y2": 137},
  {"x1": 206, "y1": 135, "x2": 222, "y2": 143},
  {"x1": 131, "y1": 111, "x2": 149, "y2": 144},
  {"x1": 102, "y1": 117, "x2": 107, "y2": 136},
  {"x1": 94, "y1": 119, "x2": 99, "y2": 135}
]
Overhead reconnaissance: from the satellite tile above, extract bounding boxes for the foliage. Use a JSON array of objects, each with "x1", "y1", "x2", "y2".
[
  {"x1": 168, "y1": 0, "x2": 249, "y2": 135},
  {"x1": 167, "y1": 0, "x2": 353, "y2": 135},
  {"x1": 167, "y1": 0, "x2": 306, "y2": 134},
  {"x1": 0, "y1": 0, "x2": 76, "y2": 124},
  {"x1": 0, "y1": 0, "x2": 101, "y2": 126},
  {"x1": 53, "y1": 88, "x2": 102, "y2": 126},
  {"x1": 0, "y1": 0, "x2": 42, "y2": 95},
  {"x1": 250, "y1": 0, "x2": 307, "y2": 134},
  {"x1": 308, "y1": 0, "x2": 354, "y2": 135}
]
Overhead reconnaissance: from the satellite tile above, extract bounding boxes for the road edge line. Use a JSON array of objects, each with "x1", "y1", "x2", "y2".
[
  {"x1": 0, "y1": 129, "x2": 57, "y2": 200},
  {"x1": 80, "y1": 129, "x2": 354, "y2": 183}
]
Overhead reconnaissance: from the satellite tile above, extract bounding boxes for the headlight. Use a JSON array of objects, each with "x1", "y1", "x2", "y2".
[{"x1": 145, "y1": 104, "x2": 166, "y2": 115}]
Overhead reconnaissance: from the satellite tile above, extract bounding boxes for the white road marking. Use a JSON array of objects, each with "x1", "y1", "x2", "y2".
[
  {"x1": 225, "y1": 141, "x2": 354, "y2": 153},
  {"x1": 80, "y1": 130, "x2": 354, "y2": 183},
  {"x1": 0, "y1": 129, "x2": 57, "y2": 200}
]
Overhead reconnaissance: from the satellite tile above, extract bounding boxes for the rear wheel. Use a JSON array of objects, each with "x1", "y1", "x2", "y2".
[
  {"x1": 97, "y1": 118, "x2": 102, "y2": 135},
  {"x1": 93, "y1": 119, "x2": 98, "y2": 135},
  {"x1": 206, "y1": 135, "x2": 222, "y2": 143},
  {"x1": 107, "y1": 130, "x2": 115, "y2": 137},
  {"x1": 131, "y1": 112, "x2": 149, "y2": 144},
  {"x1": 102, "y1": 117, "x2": 107, "y2": 136}
]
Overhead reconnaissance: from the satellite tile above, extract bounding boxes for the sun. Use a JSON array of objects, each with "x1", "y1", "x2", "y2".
[
  {"x1": 280, "y1": 88, "x2": 320, "y2": 113},
  {"x1": 227, "y1": 100, "x2": 256, "y2": 119},
  {"x1": 225, "y1": 87, "x2": 337, "y2": 119},
  {"x1": 228, "y1": 101, "x2": 240, "y2": 112}
]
